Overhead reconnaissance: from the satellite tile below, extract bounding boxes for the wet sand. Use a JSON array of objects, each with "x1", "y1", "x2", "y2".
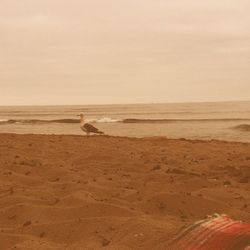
[{"x1": 0, "y1": 134, "x2": 250, "y2": 249}]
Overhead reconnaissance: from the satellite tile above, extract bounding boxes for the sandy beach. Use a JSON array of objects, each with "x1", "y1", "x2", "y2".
[{"x1": 0, "y1": 133, "x2": 250, "y2": 249}]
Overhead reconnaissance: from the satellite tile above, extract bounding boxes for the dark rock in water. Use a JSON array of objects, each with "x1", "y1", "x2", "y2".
[{"x1": 234, "y1": 124, "x2": 250, "y2": 132}]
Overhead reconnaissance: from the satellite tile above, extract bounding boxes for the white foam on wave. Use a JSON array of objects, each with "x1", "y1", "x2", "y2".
[{"x1": 87, "y1": 117, "x2": 122, "y2": 123}]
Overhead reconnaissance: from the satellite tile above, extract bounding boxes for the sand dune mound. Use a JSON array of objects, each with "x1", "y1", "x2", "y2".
[{"x1": 140, "y1": 193, "x2": 230, "y2": 218}]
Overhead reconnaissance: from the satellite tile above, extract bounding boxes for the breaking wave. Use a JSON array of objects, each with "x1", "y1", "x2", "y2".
[
  {"x1": 0, "y1": 117, "x2": 122, "y2": 125},
  {"x1": 0, "y1": 119, "x2": 79, "y2": 125},
  {"x1": 234, "y1": 124, "x2": 250, "y2": 132},
  {"x1": 88, "y1": 117, "x2": 122, "y2": 123},
  {"x1": 1, "y1": 117, "x2": 250, "y2": 125},
  {"x1": 122, "y1": 118, "x2": 250, "y2": 123}
]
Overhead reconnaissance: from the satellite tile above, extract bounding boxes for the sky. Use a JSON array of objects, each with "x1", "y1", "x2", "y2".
[{"x1": 0, "y1": 0, "x2": 250, "y2": 105}]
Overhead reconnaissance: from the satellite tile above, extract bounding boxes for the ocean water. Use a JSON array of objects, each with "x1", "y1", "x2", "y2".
[{"x1": 0, "y1": 102, "x2": 250, "y2": 142}]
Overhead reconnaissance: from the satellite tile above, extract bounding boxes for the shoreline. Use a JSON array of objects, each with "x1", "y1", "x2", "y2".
[
  {"x1": 1, "y1": 133, "x2": 250, "y2": 249},
  {"x1": 1, "y1": 132, "x2": 250, "y2": 145}
]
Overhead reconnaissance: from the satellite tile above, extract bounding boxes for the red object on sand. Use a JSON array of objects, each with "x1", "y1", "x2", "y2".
[{"x1": 169, "y1": 214, "x2": 250, "y2": 250}]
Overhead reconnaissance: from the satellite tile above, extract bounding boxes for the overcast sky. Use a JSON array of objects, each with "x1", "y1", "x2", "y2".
[{"x1": 0, "y1": 0, "x2": 250, "y2": 105}]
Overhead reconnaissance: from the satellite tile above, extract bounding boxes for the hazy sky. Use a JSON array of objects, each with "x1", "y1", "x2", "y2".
[{"x1": 1, "y1": 0, "x2": 250, "y2": 105}]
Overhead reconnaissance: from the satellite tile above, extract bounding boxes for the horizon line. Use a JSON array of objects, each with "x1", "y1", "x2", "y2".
[{"x1": 0, "y1": 99, "x2": 250, "y2": 107}]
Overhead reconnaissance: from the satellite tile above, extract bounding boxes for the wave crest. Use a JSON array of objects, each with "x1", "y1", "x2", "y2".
[
  {"x1": 0, "y1": 117, "x2": 122, "y2": 125},
  {"x1": 234, "y1": 124, "x2": 250, "y2": 132},
  {"x1": 0, "y1": 119, "x2": 79, "y2": 125},
  {"x1": 1, "y1": 118, "x2": 250, "y2": 125},
  {"x1": 88, "y1": 117, "x2": 122, "y2": 123},
  {"x1": 123, "y1": 118, "x2": 250, "y2": 123}
]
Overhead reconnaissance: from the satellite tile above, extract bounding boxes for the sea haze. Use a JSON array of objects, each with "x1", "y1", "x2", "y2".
[{"x1": 0, "y1": 101, "x2": 250, "y2": 142}]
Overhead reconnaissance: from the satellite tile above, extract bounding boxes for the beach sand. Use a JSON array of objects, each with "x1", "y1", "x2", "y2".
[{"x1": 0, "y1": 134, "x2": 250, "y2": 249}]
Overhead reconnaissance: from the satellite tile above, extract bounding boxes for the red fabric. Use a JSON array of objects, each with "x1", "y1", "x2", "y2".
[{"x1": 169, "y1": 214, "x2": 250, "y2": 250}]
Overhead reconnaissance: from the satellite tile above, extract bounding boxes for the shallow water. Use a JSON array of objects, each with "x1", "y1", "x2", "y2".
[{"x1": 0, "y1": 101, "x2": 250, "y2": 142}]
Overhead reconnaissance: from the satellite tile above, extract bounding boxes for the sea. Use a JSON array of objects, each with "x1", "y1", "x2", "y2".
[{"x1": 0, "y1": 101, "x2": 250, "y2": 142}]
